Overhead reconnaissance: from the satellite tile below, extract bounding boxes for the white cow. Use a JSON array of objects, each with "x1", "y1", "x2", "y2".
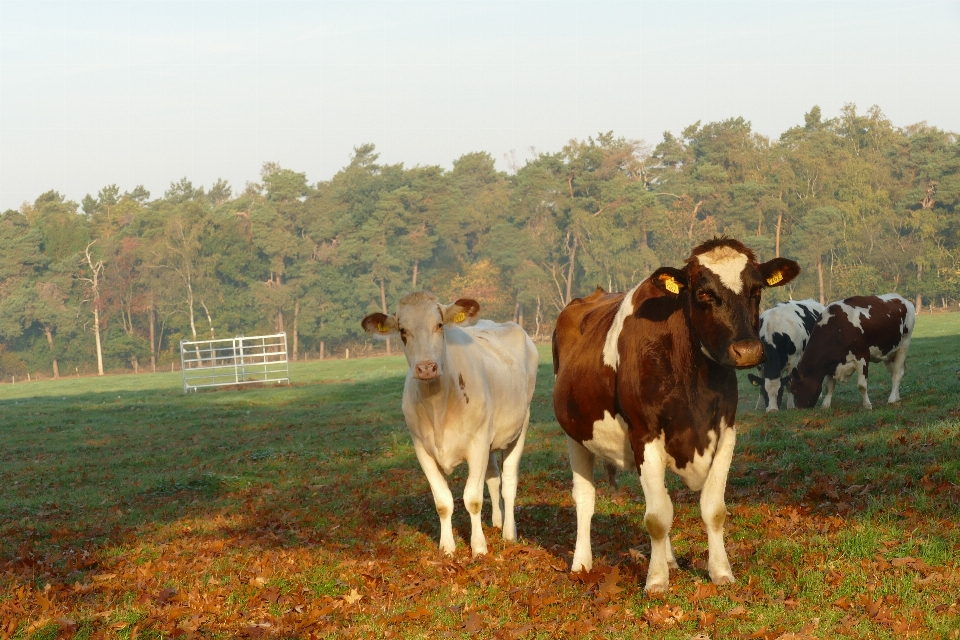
[{"x1": 362, "y1": 291, "x2": 538, "y2": 556}]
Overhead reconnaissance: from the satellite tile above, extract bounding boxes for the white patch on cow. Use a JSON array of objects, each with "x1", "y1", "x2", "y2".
[
  {"x1": 837, "y1": 302, "x2": 872, "y2": 331},
  {"x1": 697, "y1": 246, "x2": 749, "y2": 294},
  {"x1": 662, "y1": 429, "x2": 719, "y2": 492},
  {"x1": 582, "y1": 411, "x2": 632, "y2": 470},
  {"x1": 832, "y1": 352, "x2": 860, "y2": 383},
  {"x1": 602, "y1": 282, "x2": 642, "y2": 370},
  {"x1": 763, "y1": 377, "x2": 781, "y2": 412}
]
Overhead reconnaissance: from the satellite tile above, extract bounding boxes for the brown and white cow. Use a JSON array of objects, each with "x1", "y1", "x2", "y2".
[
  {"x1": 790, "y1": 294, "x2": 914, "y2": 410},
  {"x1": 553, "y1": 238, "x2": 799, "y2": 592},
  {"x1": 362, "y1": 292, "x2": 538, "y2": 557}
]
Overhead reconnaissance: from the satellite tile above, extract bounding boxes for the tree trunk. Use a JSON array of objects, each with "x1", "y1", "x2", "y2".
[
  {"x1": 277, "y1": 308, "x2": 284, "y2": 336},
  {"x1": 565, "y1": 237, "x2": 577, "y2": 305},
  {"x1": 200, "y1": 300, "x2": 215, "y2": 339},
  {"x1": 293, "y1": 298, "x2": 299, "y2": 361},
  {"x1": 916, "y1": 263, "x2": 922, "y2": 314},
  {"x1": 43, "y1": 325, "x2": 59, "y2": 379},
  {"x1": 93, "y1": 306, "x2": 104, "y2": 376},
  {"x1": 380, "y1": 278, "x2": 391, "y2": 355},
  {"x1": 412, "y1": 259, "x2": 419, "y2": 289},
  {"x1": 186, "y1": 282, "x2": 197, "y2": 340},
  {"x1": 775, "y1": 210, "x2": 783, "y2": 258},
  {"x1": 320, "y1": 341, "x2": 325, "y2": 360},
  {"x1": 817, "y1": 253, "x2": 825, "y2": 306},
  {"x1": 517, "y1": 303, "x2": 523, "y2": 331},
  {"x1": 149, "y1": 307, "x2": 156, "y2": 373}
]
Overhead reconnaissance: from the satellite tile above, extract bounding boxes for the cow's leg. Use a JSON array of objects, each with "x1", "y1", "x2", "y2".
[
  {"x1": 463, "y1": 443, "x2": 491, "y2": 556},
  {"x1": 886, "y1": 338, "x2": 910, "y2": 403},
  {"x1": 638, "y1": 440, "x2": 673, "y2": 593},
  {"x1": 412, "y1": 439, "x2": 456, "y2": 555},
  {"x1": 499, "y1": 413, "x2": 529, "y2": 542},
  {"x1": 567, "y1": 436, "x2": 596, "y2": 573},
  {"x1": 485, "y1": 451, "x2": 503, "y2": 530},
  {"x1": 700, "y1": 426, "x2": 736, "y2": 586},
  {"x1": 856, "y1": 358, "x2": 872, "y2": 410},
  {"x1": 821, "y1": 376, "x2": 836, "y2": 409}
]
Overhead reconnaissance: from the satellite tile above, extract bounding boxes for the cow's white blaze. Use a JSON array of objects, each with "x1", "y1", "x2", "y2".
[
  {"x1": 602, "y1": 282, "x2": 642, "y2": 370},
  {"x1": 696, "y1": 246, "x2": 749, "y2": 294},
  {"x1": 582, "y1": 411, "x2": 632, "y2": 469}
]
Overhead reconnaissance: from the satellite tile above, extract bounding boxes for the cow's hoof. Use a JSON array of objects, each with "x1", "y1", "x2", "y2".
[
  {"x1": 571, "y1": 556, "x2": 592, "y2": 573},
  {"x1": 644, "y1": 581, "x2": 669, "y2": 594},
  {"x1": 710, "y1": 572, "x2": 735, "y2": 586},
  {"x1": 471, "y1": 543, "x2": 488, "y2": 557}
]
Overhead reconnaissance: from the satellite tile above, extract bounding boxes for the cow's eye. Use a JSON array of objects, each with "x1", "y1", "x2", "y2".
[
  {"x1": 696, "y1": 290, "x2": 714, "y2": 304},
  {"x1": 437, "y1": 323, "x2": 443, "y2": 331}
]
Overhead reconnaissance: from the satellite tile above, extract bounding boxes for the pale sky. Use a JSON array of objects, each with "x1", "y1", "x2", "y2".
[{"x1": 1, "y1": 0, "x2": 958, "y2": 211}]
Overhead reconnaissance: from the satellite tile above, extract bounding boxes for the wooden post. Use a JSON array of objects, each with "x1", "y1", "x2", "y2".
[
  {"x1": 320, "y1": 341, "x2": 325, "y2": 360},
  {"x1": 345, "y1": 348, "x2": 350, "y2": 360}
]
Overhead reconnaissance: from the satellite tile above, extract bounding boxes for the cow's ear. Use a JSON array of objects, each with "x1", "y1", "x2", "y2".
[
  {"x1": 443, "y1": 298, "x2": 480, "y2": 325},
  {"x1": 747, "y1": 373, "x2": 762, "y2": 387},
  {"x1": 361, "y1": 312, "x2": 398, "y2": 338},
  {"x1": 758, "y1": 258, "x2": 800, "y2": 288},
  {"x1": 650, "y1": 267, "x2": 688, "y2": 296}
]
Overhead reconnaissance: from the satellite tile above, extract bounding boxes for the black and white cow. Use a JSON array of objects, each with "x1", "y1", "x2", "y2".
[
  {"x1": 790, "y1": 294, "x2": 915, "y2": 410},
  {"x1": 747, "y1": 299, "x2": 824, "y2": 412}
]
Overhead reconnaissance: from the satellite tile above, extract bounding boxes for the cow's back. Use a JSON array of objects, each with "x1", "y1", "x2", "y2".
[
  {"x1": 552, "y1": 289, "x2": 625, "y2": 433},
  {"x1": 803, "y1": 294, "x2": 914, "y2": 373},
  {"x1": 453, "y1": 321, "x2": 538, "y2": 446}
]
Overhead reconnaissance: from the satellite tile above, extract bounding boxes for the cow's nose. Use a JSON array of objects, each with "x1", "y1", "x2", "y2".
[
  {"x1": 729, "y1": 340, "x2": 764, "y2": 368},
  {"x1": 415, "y1": 361, "x2": 439, "y2": 380}
]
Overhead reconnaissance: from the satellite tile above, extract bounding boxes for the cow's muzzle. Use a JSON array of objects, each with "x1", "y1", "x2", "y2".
[
  {"x1": 728, "y1": 339, "x2": 765, "y2": 368},
  {"x1": 414, "y1": 361, "x2": 439, "y2": 380}
]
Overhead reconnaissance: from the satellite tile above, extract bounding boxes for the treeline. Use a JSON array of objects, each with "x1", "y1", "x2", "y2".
[{"x1": 1, "y1": 104, "x2": 958, "y2": 378}]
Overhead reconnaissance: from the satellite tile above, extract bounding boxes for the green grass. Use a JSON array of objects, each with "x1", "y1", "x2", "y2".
[{"x1": 1, "y1": 314, "x2": 959, "y2": 639}]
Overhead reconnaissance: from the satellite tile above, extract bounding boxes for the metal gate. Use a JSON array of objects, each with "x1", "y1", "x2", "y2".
[{"x1": 179, "y1": 333, "x2": 290, "y2": 392}]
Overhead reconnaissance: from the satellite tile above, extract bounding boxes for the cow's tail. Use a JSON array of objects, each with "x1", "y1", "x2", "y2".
[{"x1": 551, "y1": 328, "x2": 560, "y2": 376}]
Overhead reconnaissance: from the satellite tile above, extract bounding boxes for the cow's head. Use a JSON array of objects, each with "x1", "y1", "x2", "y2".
[
  {"x1": 650, "y1": 238, "x2": 800, "y2": 369},
  {"x1": 788, "y1": 368, "x2": 822, "y2": 408},
  {"x1": 361, "y1": 291, "x2": 480, "y2": 381}
]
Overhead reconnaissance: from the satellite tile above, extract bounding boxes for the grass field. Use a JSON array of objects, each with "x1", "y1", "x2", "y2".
[{"x1": 1, "y1": 314, "x2": 959, "y2": 639}]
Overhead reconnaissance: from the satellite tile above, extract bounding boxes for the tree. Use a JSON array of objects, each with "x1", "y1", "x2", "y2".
[{"x1": 80, "y1": 241, "x2": 106, "y2": 376}]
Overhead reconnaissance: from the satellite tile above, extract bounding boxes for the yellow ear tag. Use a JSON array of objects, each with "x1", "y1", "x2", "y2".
[
  {"x1": 663, "y1": 276, "x2": 680, "y2": 294},
  {"x1": 766, "y1": 271, "x2": 783, "y2": 286},
  {"x1": 377, "y1": 323, "x2": 390, "y2": 333},
  {"x1": 453, "y1": 311, "x2": 466, "y2": 324}
]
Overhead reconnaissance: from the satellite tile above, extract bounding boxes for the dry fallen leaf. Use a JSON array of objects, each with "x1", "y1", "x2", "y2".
[
  {"x1": 690, "y1": 581, "x2": 718, "y2": 603},
  {"x1": 342, "y1": 588, "x2": 363, "y2": 605},
  {"x1": 464, "y1": 611, "x2": 486, "y2": 634},
  {"x1": 597, "y1": 565, "x2": 625, "y2": 599},
  {"x1": 726, "y1": 605, "x2": 749, "y2": 619}
]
